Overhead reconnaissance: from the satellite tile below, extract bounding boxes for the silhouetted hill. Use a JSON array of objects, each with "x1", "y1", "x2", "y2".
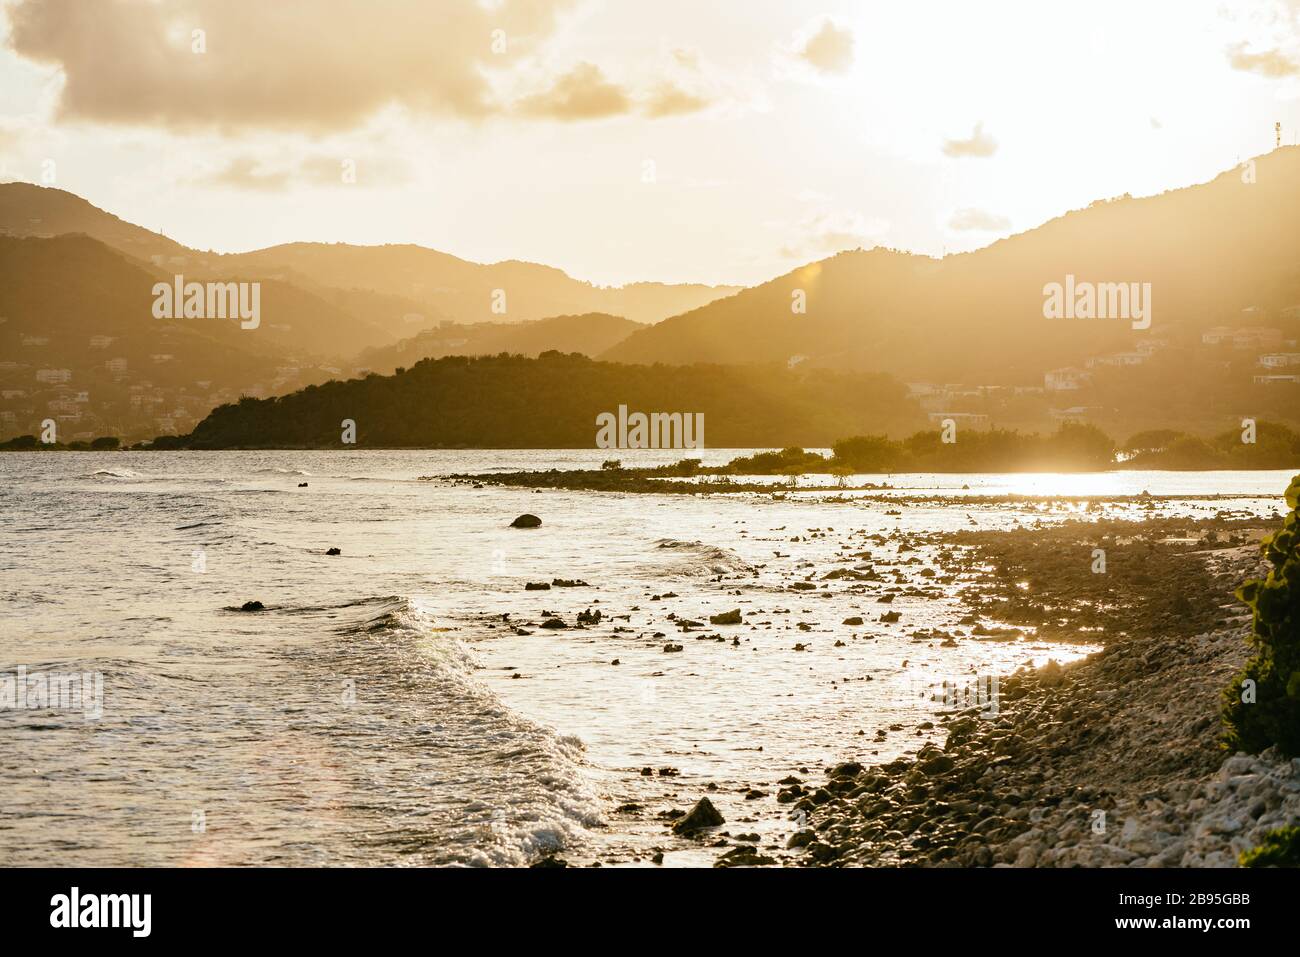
[
  {"x1": 604, "y1": 148, "x2": 1300, "y2": 384},
  {"x1": 0, "y1": 235, "x2": 363, "y2": 439},
  {"x1": 354, "y1": 313, "x2": 641, "y2": 374},
  {"x1": 0, "y1": 181, "x2": 187, "y2": 261},
  {"x1": 172, "y1": 352, "x2": 924, "y2": 449},
  {"x1": 0, "y1": 182, "x2": 739, "y2": 338},
  {"x1": 224, "y1": 242, "x2": 738, "y2": 325}
]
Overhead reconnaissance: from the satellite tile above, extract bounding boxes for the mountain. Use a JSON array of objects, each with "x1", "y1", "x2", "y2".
[
  {"x1": 0, "y1": 183, "x2": 737, "y2": 342},
  {"x1": 0, "y1": 235, "x2": 351, "y2": 440},
  {"x1": 169, "y1": 352, "x2": 923, "y2": 449},
  {"x1": 603, "y1": 148, "x2": 1300, "y2": 385},
  {"x1": 0, "y1": 181, "x2": 188, "y2": 262},
  {"x1": 223, "y1": 242, "x2": 739, "y2": 325},
  {"x1": 353, "y1": 313, "x2": 641, "y2": 375}
]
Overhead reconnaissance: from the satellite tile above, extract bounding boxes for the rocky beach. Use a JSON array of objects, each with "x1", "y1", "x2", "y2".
[
  {"x1": 755, "y1": 519, "x2": 1297, "y2": 867},
  {"x1": 475, "y1": 492, "x2": 1295, "y2": 869}
]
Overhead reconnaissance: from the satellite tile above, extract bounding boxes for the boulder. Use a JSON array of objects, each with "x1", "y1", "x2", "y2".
[
  {"x1": 672, "y1": 797, "x2": 725, "y2": 834},
  {"x1": 510, "y1": 514, "x2": 542, "y2": 529}
]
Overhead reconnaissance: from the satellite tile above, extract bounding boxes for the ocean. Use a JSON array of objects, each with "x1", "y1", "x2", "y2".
[{"x1": 0, "y1": 450, "x2": 1290, "y2": 866}]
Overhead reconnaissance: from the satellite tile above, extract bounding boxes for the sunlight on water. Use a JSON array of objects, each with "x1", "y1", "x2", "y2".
[{"x1": 0, "y1": 451, "x2": 1287, "y2": 866}]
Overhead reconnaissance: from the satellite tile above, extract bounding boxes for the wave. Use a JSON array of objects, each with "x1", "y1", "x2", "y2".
[
  {"x1": 268, "y1": 594, "x2": 605, "y2": 866},
  {"x1": 87, "y1": 469, "x2": 140, "y2": 479},
  {"x1": 253, "y1": 467, "x2": 311, "y2": 476},
  {"x1": 654, "y1": 538, "x2": 756, "y2": 576}
]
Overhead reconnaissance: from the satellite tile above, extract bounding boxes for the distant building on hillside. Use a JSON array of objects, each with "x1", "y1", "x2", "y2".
[
  {"x1": 1257, "y1": 353, "x2": 1300, "y2": 369},
  {"x1": 926, "y1": 411, "x2": 990, "y2": 429},
  {"x1": 1044, "y1": 367, "x2": 1089, "y2": 391},
  {"x1": 1050, "y1": 407, "x2": 1092, "y2": 424},
  {"x1": 1205, "y1": 327, "x2": 1284, "y2": 349},
  {"x1": 1252, "y1": 374, "x2": 1300, "y2": 385},
  {"x1": 1233, "y1": 328, "x2": 1284, "y2": 350},
  {"x1": 1085, "y1": 352, "x2": 1147, "y2": 369}
]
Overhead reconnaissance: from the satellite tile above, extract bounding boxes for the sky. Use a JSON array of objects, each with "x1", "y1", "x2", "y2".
[{"x1": 1, "y1": 0, "x2": 1299, "y2": 287}]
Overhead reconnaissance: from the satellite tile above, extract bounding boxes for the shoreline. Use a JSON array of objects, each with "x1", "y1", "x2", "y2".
[
  {"x1": 503, "y1": 502, "x2": 1292, "y2": 868},
  {"x1": 778, "y1": 530, "x2": 1297, "y2": 868}
]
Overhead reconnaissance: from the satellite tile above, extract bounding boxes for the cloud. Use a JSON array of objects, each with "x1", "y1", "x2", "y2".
[
  {"x1": 947, "y1": 208, "x2": 1011, "y2": 232},
  {"x1": 514, "y1": 62, "x2": 633, "y2": 120},
  {"x1": 193, "y1": 154, "x2": 412, "y2": 191},
  {"x1": 779, "y1": 207, "x2": 888, "y2": 260},
  {"x1": 1226, "y1": 42, "x2": 1300, "y2": 77},
  {"x1": 2, "y1": 0, "x2": 582, "y2": 131},
  {"x1": 942, "y1": 122, "x2": 998, "y2": 158},
  {"x1": 4, "y1": 0, "x2": 730, "y2": 130},
  {"x1": 199, "y1": 157, "x2": 294, "y2": 192},
  {"x1": 791, "y1": 18, "x2": 855, "y2": 75},
  {"x1": 642, "y1": 82, "x2": 711, "y2": 118}
]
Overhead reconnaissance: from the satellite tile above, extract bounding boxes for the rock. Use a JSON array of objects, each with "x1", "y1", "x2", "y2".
[
  {"x1": 325, "y1": 547, "x2": 341, "y2": 556},
  {"x1": 672, "y1": 797, "x2": 725, "y2": 834},
  {"x1": 551, "y1": 578, "x2": 589, "y2": 587},
  {"x1": 842, "y1": 616, "x2": 864, "y2": 626},
  {"x1": 807, "y1": 841, "x2": 840, "y2": 863},
  {"x1": 540, "y1": 618, "x2": 567, "y2": 629},
  {"x1": 715, "y1": 846, "x2": 777, "y2": 867},
  {"x1": 525, "y1": 582, "x2": 551, "y2": 591},
  {"x1": 663, "y1": 643, "x2": 684, "y2": 653},
  {"x1": 297, "y1": 482, "x2": 308, "y2": 488},
  {"x1": 921, "y1": 755, "x2": 956, "y2": 775},
  {"x1": 239, "y1": 601, "x2": 265, "y2": 612},
  {"x1": 510, "y1": 514, "x2": 542, "y2": 529},
  {"x1": 787, "y1": 829, "x2": 816, "y2": 848},
  {"x1": 710, "y1": 609, "x2": 742, "y2": 625},
  {"x1": 530, "y1": 855, "x2": 568, "y2": 868}
]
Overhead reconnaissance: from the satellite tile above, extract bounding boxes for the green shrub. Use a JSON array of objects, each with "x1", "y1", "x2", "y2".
[
  {"x1": 1223, "y1": 474, "x2": 1300, "y2": 757},
  {"x1": 1239, "y1": 825, "x2": 1300, "y2": 867}
]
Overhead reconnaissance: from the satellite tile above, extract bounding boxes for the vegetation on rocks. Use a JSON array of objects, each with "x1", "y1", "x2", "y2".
[
  {"x1": 1238, "y1": 824, "x2": 1300, "y2": 867},
  {"x1": 1223, "y1": 474, "x2": 1300, "y2": 758}
]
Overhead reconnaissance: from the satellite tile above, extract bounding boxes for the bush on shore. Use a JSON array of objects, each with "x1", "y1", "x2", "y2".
[
  {"x1": 1238, "y1": 824, "x2": 1300, "y2": 867},
  {"x1": 1223, "y1": 474, "x2": 1300, "y2": 757}
]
